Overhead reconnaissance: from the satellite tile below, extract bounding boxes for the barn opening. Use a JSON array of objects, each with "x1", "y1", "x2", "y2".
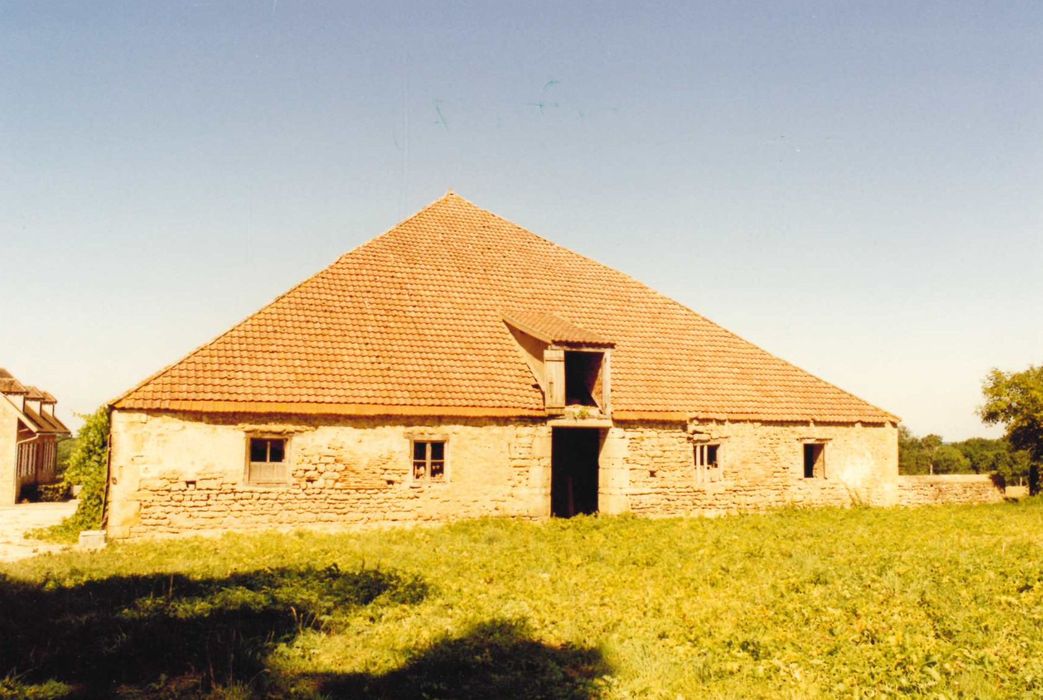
[
  {"x1": 564, "y1": 351, "x2": 604, "y2": 407},
  {"x1": 551, "y1": 427, "x2": 601, "y2": 517},
  {"x1": 803, "y1": 443, "x2": 825, "y2": 478}
]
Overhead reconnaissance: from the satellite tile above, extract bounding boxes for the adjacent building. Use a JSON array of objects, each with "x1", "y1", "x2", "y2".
[{"x1": 1, "y1": 368, "x2": 71, "y2": 505}]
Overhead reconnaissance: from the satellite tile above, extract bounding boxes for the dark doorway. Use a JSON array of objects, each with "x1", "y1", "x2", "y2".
[
  {"x1": 564, "y1": 351, "x2": 603, "y2": 407},
  {"x1": 551, "y1": 428, "x2": 601, "y2": 517}
]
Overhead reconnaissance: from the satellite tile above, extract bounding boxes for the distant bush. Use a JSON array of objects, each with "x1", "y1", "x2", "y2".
[{"x1": 29, "y1": 407, "x2": 109, "y2": 543}]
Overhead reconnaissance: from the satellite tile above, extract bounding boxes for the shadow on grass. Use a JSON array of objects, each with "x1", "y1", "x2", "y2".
[
  {"x1": 1, "y1": 569, "x2": 608, "y2": 699},
  {"x1": 0, "y1": 565, "x2": 427, "y2": 697},
  {"x1": 297, "y1": 618, "x2": 609, "y2": 700}
]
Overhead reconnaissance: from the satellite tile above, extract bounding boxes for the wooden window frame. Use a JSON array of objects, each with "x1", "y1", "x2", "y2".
[
  {"x1": 245, "y1": 435, "x2": 290, "y2": 486},
  {"x1": 410, "y1": 438, "x2": 447, "y2": 484},
  {"x1": 693, "y1": 442, "x2": 722, "y2": 484}
]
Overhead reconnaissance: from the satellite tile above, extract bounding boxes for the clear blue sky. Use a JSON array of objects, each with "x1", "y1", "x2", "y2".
[{"x1": 2, "y1": 1, "x2": 1040, "y2": 439}]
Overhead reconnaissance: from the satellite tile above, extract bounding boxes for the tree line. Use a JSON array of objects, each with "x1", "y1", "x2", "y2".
[
  {"x1": 900, "y1": 364, "x2": 1043, "y2": 494},
  {"x1": 898, "y1": 426, "x2": 1031, "y2": 483}
]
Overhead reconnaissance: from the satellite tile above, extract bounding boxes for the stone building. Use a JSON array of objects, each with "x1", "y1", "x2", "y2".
[
  {"x1": 1, "y1": 368, "x2": 71, "y2": 505},
  {"x1": 107, "y1": 192, "x2": 911, "y2": 538}
]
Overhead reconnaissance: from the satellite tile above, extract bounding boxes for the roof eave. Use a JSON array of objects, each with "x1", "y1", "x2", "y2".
[{"x1": 111, "y1": 399, "x2": 548, "y2": 419}]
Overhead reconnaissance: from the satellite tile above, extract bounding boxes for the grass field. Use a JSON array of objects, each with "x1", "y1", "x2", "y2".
[{"x1": 3, "y1": 501, "x2": 1043, "y2": 698}]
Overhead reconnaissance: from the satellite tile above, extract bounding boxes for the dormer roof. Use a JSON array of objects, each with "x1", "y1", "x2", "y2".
[
  {"x1": 24, "y1": 386, "x2": 47, "y2": 401},
  {"x1": 502, "y1": 310, "x2": 613, "y2": 348},
  {"x1": 0, "y1": 369, "x2": 28, "y2": 395}
]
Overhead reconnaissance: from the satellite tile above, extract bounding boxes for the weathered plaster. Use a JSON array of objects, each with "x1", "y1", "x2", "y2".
[{"x1": 107, "y1": 411, "x2": 1002, "y2": 539}]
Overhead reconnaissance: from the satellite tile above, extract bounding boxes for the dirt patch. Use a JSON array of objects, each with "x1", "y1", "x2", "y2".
[{"x1": 0, "y1": 501, "x2": 77, "y2": 562}]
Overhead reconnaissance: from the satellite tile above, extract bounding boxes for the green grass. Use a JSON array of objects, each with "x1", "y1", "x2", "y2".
[{"x1": 4, "y1": 501, "x2": 1043, "y2": 698}]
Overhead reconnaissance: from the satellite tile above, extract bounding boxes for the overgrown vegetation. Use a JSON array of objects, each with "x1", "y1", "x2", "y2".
[
  {"x1": 4, "y1": 503, "x2": 1043, "y2": 698},
  {"x1": 29, "y1": 407, "x2": 109, "y2": 543},
  {"x1": 55, "y1": 435, "x2": 77, "y2": 480},
  {"x1": 898, "y1": 425, "x2": 1031, "y2": 483}
]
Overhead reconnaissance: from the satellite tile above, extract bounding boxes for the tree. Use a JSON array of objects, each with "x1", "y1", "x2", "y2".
[
  {"x1": 921, "y1": 434, "x2": 943, "y2": 474},
  {"x1": 898, "y1": 425, "x2": 930, "y2": 474},
  {"x1": 931, "y1": 444, "x2": 971, "y2": 474},
  {"x1": 980, "y1": 365, "x2": 1043, "y2": 494},
  {"x1": 953, "y1": 436, "x2": 1031, "y2": 483}
]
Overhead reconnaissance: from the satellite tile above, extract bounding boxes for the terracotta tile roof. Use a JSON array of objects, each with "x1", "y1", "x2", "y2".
[
  {"x1": 502, "y1": 310, "x2": 613, "y2": 347},
  {"x1": 114, "y1": 193, "x2": 896, "y2": 423}
]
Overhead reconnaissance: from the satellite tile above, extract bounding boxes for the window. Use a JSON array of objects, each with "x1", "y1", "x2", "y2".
[
  {"x1": 564, "y1": 351, "x2": 604, "y2": 407},
  {"x1": 412, "y1": 440, "x2": 446, "y2": 482},
  {"x1": 247, "y1": 436, "x2": 288, "y2": 484},
  {"x1": 694, "y1": 443, "x2": 721, "y2": 484},
  {"x1": 803, "y1": 443, "x2": 825, "y2": 479}
]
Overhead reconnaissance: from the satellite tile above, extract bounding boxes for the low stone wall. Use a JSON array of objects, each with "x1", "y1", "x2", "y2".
[{"x1": 896, "y1": 474, "x2": 1005, "y2": 506}]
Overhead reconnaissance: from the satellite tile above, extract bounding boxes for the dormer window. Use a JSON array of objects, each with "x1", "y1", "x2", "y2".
[
  {"x1": 564, "y1": 351, "x2": 604, "y2": 408},
  {"x1": 501, "y1": 311, "x2": 614, "y2": 416}
]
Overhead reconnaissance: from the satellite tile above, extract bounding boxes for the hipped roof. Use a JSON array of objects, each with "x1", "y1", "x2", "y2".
[{"x1": 113, "y1": 193, "x2": 896, "y2": 423}]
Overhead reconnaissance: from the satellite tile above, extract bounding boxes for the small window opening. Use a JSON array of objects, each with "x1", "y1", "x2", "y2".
[
  {"x1": 247, "y1": 437, "x2": 288, "y2": 484},
  {"x1": 412, "y1": 440, "x2": 446, "y2": 482},
  {"x1": 803, "y1": 443, "x2": 825, "y2": 479},
  {"x1": 694, "y1": 443, "x2": 721, "y2": 484},
  {"x1": 564, "y1": 351, "x2": 603, "y2": 407}
]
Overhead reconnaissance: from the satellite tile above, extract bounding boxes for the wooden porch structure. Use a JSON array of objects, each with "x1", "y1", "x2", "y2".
[{"x1": 1, "y1": 370, "x2": 71, "y2": 504}]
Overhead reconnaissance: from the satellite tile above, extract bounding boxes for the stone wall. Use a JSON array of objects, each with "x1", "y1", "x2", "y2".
[
  {"x1": 621, "y1": 419, "x2": 899, "y2": 515},
  {"x1": 111, "y1": 411, "x2": 1000, "y2": 539},
  {"x1": 107, "y1": 411, "x2": 553, "y2": 538},
  {"x1": 896, "y1": 474, "x2": 1005, "y2": 506}
]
